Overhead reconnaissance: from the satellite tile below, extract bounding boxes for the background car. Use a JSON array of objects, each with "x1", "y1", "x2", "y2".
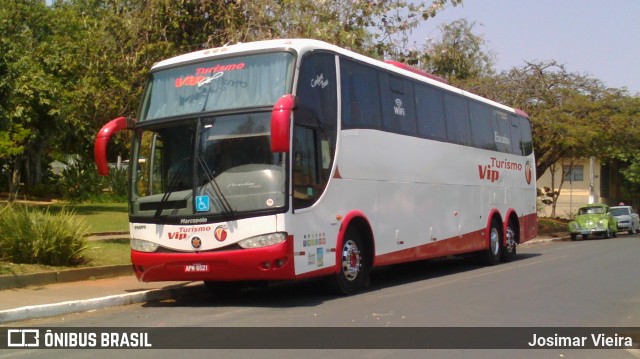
[
  {"x1": 610, "y1": 205, "x2": 640, "y2": 234},
  {"x1": 568, "y1": 204, "x2": 618, "y2": 240}
]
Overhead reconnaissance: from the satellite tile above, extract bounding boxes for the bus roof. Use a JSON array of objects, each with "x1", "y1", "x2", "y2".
[{"x1": 151, "y1": 39, "x2": 528, "y2": 118}]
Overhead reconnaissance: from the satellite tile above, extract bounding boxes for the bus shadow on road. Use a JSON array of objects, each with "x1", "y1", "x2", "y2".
[
  {"x1": 367, "y1": 252, "x2": 541, "y2": 291},
  {"x1": 142, "y1": 252, "x2": 542, "y2": 310}
]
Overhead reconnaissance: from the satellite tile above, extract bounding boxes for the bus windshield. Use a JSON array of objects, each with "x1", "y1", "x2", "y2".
[
  {"x1": 139, "y1": 52, "x2": 295, "y2": 121},
  {"x1": 131, "y1": 113, "x2": 286, "y2": 220}
]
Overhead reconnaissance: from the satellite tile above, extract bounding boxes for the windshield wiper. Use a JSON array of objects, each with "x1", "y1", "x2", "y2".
[
  {"x1": 200, "y1": 72, "x2": 224, "y2": 112},
  {"x1": 197, "y1": 155, "x2": 235, "y2": 220},
  {"x1": 154, "y1": 157, "x2": 190, "y2": 219}
]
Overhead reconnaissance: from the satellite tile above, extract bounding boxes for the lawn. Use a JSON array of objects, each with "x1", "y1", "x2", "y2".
[
  {"x1": 0, "y1": 202, "x2": 131, "y2": 276},
  {"x1": 0, "y1": 239, "x2": 131, "y2": 276},
  {"x1": 31, "y1": 202, "x2": 129, "y2": 234}
]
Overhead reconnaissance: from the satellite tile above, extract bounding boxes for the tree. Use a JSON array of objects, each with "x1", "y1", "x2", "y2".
[
  {"x1": 1, "y1": 0, "x2": 464, "y2": 197},
  {"x1": 418, "y1": 18, "x2": 494, "y2": 81},
  {"x1": 0, "y1": 0, "x2": 63, "y2": 197},
  {"x1": 200, "y1": 0, "x2": 463, "y2": 57}
]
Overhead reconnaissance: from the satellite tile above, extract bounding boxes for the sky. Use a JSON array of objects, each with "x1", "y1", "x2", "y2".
[{"x1": 411, "y1": 0, "x2": 640, "y2": 94}]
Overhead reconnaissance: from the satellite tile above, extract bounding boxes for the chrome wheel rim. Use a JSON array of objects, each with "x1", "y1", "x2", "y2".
[
  {"x1": 490, "y1": 227, "x2": 500, "y2": 256},
  {"x1": 506, "y1": 226, "x2": 516, "y2": 252},
  {"x1": 341, "y1": 239, "x2": 361, "y2": 281}
]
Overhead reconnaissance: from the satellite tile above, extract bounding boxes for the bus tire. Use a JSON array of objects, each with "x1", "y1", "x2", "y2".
[
  {"x1": 501, "y1": 220, "x2": 517, "y2": 262},
  {"x1": 481, "y1": 218, "x2": 502, "y2": 266},
  {"x1": 331, "y1": 226, "x2": 370, "y2": 295}
]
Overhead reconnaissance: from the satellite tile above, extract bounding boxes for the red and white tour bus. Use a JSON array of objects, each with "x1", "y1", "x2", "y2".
[{"x1": 95, "y1": 39, "x2": 537, "y2": 295}]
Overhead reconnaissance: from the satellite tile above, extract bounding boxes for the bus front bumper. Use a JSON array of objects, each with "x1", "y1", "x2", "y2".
[{"x1": 131, "y1": 236, "x2": 295, "y2": 282}]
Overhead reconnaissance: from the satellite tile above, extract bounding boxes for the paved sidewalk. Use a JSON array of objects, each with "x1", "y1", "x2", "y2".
[{"x1": 0, "y1": 274, "x2": 205, "y2": 324}]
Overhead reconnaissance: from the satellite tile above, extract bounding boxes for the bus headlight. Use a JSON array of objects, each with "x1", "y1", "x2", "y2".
[
  {"x1": 238, "y1": 232, "x2": 287, "y2": 249},
  {"x1": 131, "y1": 238, "x2": 160, "y2": 252}
]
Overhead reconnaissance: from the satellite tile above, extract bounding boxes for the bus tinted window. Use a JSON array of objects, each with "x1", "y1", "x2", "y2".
[
  {"x1": 444, "y1": 93, "x2": 471, "y2": 145},
  {"x1": 513, "y1": 115, "x2": 533, "y2": 156},
  {"x1": 493, "y1": 110, "x2": 512, "y2": 153},
  {"x1": 340, "y1": 59, "x2": 382, "y2": 129},
  {"x1": 509, "y1": 114, "x2": 524, "y2": 155},
  {"x1": 415, "y1": 84, "x2": 446, "y2": 140},
  {"x1": 469, "y1": 101, "x2": 495, "y2": 150},
  {"x1": 522, "y1": 119, "x2": 533, "y2": 156},
  {"x1": 379, "y1": 73, "x2": 417, "y2": 134}
]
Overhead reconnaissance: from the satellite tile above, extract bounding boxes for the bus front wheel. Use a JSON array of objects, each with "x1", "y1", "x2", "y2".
[{"x1": 332, "y1": 227, "x2": 370, "y2": 295}]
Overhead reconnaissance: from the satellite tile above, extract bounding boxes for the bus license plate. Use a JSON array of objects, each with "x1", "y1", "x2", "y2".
[{"x1": 185, "y1": 264, "x2": 209, "y2": 272}]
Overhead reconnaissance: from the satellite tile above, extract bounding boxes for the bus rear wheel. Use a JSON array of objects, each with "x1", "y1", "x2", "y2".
[
  {"x1": 481, "y1": 218, "x2": 502, "y2": 265},
  {"x1": 501, "y1": 220, "x2": 517, "y2": 262},
  {"x1": 331, "y1": 227, "x2": 370, "y2": 295}
]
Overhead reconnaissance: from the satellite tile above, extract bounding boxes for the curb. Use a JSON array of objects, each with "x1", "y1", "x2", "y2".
[
  {"x1": 0, "y1": 265, "x2": 133, "y2": 290},
  {"x1": 521, "y1": 236, "x2": 568, "y2": 245},
  {"x1": 0, "y1": 282, "x2": 206, "y2": 324}
]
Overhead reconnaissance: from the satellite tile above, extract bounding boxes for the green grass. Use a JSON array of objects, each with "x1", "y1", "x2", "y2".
[
  {"x1": 0, "y1": 201, "x2": 130, "y2": 275},
  {"x1": 83, "y1": 239, "x2": 131, "y2": 266},
  {"x1": 0, "y1": 239, "x2": 130, "y2": 276},
  {"x1": 25, "y1": 202, "x2": 129, "y2": 233}
]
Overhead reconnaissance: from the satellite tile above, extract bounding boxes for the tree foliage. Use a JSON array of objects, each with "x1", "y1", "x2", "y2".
[
  {"x1": 419, "y1": 19, "x2": 494, "y2": 81},
  {"x1": 0, "y1": 0, "x2": 460, "y2": 197}
]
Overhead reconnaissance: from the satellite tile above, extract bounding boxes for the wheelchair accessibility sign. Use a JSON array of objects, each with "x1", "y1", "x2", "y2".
[{"x1": 195, "y1": 196, "x2": 210, "y2": 212}]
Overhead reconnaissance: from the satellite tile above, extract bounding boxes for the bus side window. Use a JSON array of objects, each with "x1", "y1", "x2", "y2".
[
  {"x1": 380, "y1": 73, "x2": 417, "y2": 134},
  {"x1": 470, "y1": 101, "x2": 495, "y2": 150},
  {"x1": 444, "y1": 93, "x2": 471, "y2": 145},
  {"x1": 521, "y1": 119, "x2": 533, "y2": 156},
  {"x1": 493, "y1": 110, "x2": 512, "y2": 153},
  {"x1": 340, "y1": 58, "x2": 382, "y2": 129},
  {"x1": 415, "y1": 84, "x2": 447, "y2": 140}
]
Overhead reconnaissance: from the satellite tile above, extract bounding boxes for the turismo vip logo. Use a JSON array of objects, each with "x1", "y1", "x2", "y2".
[
  {"x1": 478, "y1": 164, "x2": 500, "y2": 183},
  {"x1": 478, "y1": 157, "x2": 524, "y2": 183}
]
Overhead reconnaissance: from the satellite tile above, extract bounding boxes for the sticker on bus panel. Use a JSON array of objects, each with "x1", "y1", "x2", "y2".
[{"x1": 195, "y1": 195, "x2": 210, "y2": 212}]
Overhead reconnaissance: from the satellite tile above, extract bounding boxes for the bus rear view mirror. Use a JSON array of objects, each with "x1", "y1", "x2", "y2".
[
  {"x1": 271, "y1": 94, "x2": 296, "y2": 153},
  {"x1": 94, "y1": 116, "x2": 132, "y2": 176}
]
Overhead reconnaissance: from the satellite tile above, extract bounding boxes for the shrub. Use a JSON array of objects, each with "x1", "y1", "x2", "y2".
[
  {"x1": 54, "y1": 161, "x2": 128, "y2": 203},
  {"x1": 56, "y1": 161, "x2": 103, "y2": 203},
  {"x1": 0, "y1": 204, "x2": 89, "y2": 266}
]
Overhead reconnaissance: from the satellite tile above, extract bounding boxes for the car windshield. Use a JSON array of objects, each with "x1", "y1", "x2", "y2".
[
  {"x1": 611, "y1": 208, "x2": 630, "y2": 216},
  {"x1": 578, "y1": 207, "x2": 605, "y2": 215}
]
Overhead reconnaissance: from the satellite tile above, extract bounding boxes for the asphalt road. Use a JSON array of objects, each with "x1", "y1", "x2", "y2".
[{"x1": 4, "y1": 235, "x2": 640, "y2": 358}]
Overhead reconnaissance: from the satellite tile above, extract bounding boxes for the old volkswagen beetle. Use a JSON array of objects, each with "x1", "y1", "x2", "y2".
[{"x1": 568, "y1": 204, "x2": 618, "y2": 240}]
